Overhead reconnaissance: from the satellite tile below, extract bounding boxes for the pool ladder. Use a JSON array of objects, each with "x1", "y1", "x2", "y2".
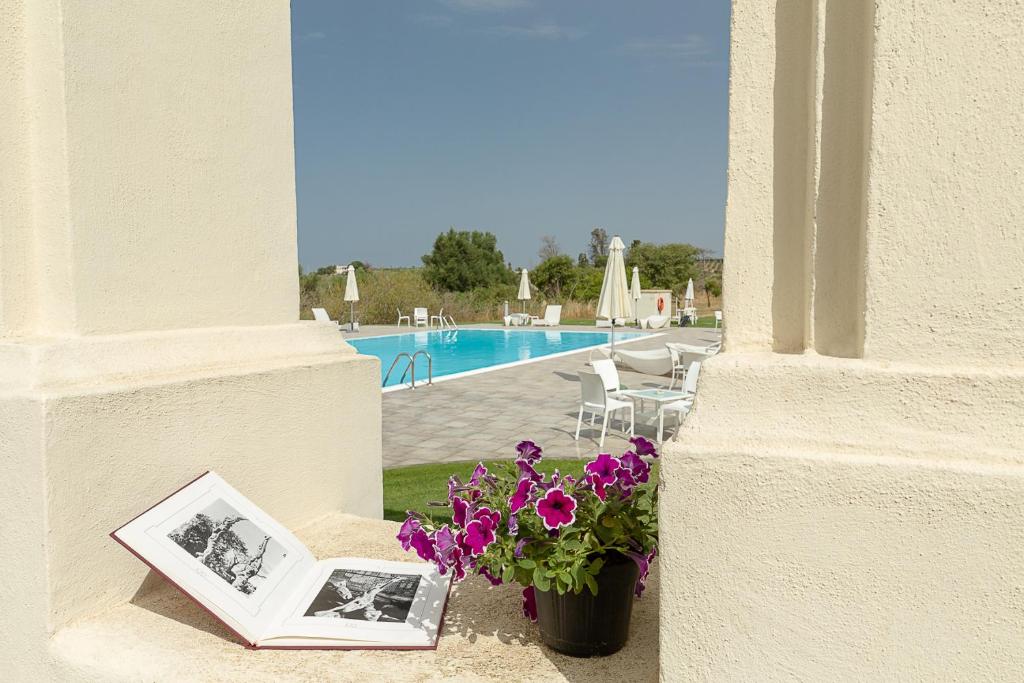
[{"x1": 383, "y1": 350, "x2": 433, "y2": 389}]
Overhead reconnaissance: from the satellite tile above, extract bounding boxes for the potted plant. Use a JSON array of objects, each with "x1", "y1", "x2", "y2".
[{"x1": 397, "y1": 437, "x2": 659, "y2": 657}]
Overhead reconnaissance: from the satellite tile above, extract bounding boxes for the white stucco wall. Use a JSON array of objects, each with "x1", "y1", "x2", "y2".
[
  {"x1": 0, "y1": 2, "x2": 384, "y2": 679},
  {"x1": 662, "y1": 1, "x2": 1024, "y2": 679}
]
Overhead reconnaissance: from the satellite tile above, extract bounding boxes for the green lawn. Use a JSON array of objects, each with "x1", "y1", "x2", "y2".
[
  {"x1": 383, "y1": 458, "x2": 659, "y2": 523},
  {"x1": 476, "y1": 318, "x2": 720, "y2": 329}
]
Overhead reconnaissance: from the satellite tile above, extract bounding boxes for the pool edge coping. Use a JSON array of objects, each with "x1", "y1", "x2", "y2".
[{"x1": 375, "y1": 331, "x2": 663, "y2": 393}]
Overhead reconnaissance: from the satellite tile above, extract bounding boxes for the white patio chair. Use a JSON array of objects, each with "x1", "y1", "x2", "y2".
[
  {"x1": 591, "y1": 358, "x2": 627, "y2": 396},
  {"x1": 575, "y1": 370, "x2": 634, "y2": 448},
  {"x1": 664, "y1": 361, "x2": 702, "y2": 440},
  {"x1": 311, "y1": 307, "x2": 339, "y2": 329},
  {"x1": 413, "y1": 307, "x2": 429, "y2": 327},
  {"x1": 667, "y1": 345, "x2": 688, "y2": 390},
  {"x1": 531, "y1": 305, "x2": 562, "y2": 327},
  {"x1": 715, "y1": 310, "x2": 723, "y2": 328},
  {"x1": 397, "y1": 308, "x2": 411, "y2": 327},
  {"x1": 429, "y1": 308, "x2": 445, "y2": 328}
]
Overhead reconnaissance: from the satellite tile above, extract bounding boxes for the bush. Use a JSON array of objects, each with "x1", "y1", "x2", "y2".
[{"x1": 421, "y1": 229, "x2": 513, "y2": 292}]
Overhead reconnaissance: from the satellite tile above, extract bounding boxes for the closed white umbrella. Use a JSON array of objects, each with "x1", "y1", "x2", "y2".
[
  {"x1": 344, "y1": 265, "x2": 359, "y2": 331},
  {"x1": 596, "y1": 235, "x2": 633, "y2": 354},
  {"x1": 630, "y1": 266, "x2": 642, "y2": 324},
  {"x1": 517, "y1": 268, "x2": 531, "y2": 313},
  {"x1": 684, "y1": 278, "x2": 695, "y2": 308}
]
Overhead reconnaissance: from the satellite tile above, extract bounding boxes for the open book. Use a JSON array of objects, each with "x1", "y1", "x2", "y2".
[{"x1": 111, "y1": 472, "x2": 451, "y2": 650}]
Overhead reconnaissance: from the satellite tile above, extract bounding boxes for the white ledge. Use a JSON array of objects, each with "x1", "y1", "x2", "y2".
[{"x1": 51, "y1": 513, "x2": 660, "y2": 682}]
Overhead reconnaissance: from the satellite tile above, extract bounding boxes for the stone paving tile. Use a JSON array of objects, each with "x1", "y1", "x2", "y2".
[{"x1": 347, "y1": 323, "x2": 721, "y2": 468}]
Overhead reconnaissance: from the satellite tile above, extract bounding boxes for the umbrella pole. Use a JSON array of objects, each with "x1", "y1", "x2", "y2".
[
  {"x1": 350, "y1": 302, "x2": 355, "y2": 331},
  {"x1": 609, "y1": 323, "x2": 615, "y2": 356}
]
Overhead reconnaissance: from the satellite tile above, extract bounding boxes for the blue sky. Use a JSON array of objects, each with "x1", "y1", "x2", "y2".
[{"x1": 291, "y1": 0, "x2": 730, "y2": 269}]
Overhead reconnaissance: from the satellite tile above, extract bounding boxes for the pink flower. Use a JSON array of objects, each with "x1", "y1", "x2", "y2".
[
  {"x1": 473, "y1": 506, "x2": 501, "y2": 530},
  {"x1": 535, "y1": 487, "x2": 577, "y2": 530},
  {"x1": 463, "y1": 519, "x2": 496, "y2": 555},
  {"x1": 469, "y1": 463, "x2": 488, "y2": 485},
  {"x1": 479, "y1": 566, "x2": 503, "y2": 586},
  {"x1": 630, "y1": 436, "x2": 658, "y2": 457},
  {"x1": 522, "y1": 586, "x2": 538, "y2": 622},
  {"x1": 396, "y1": 515, "x2": 421, "y2": 550},
  {"x1": 515, "y1": 458, "x2": 542, "y2": 483},
  {"x1": 410, "y1": 528, "x2": 436, "y2": 563},
  {"x1": 618, "y1": 451, "x2": 651, "y2": 483},
  {"x1": 515, "y1": 440, "x2": 543, "y2": 464},
  {"x1": 585, "y1": 453, "x2": 621, "y2": 486},
  {"x1": 585, "y1": 472, "x2": 607, "y2": 501},
  {"x1": 626, "y1": 547, "x2": 657, "y2": 597},
  {"x1": 508, "y1": 478, "x2": 534, "y2": 514},
  {"x1": 451, "y1": 495, "x2": 470, "y2": 528}
]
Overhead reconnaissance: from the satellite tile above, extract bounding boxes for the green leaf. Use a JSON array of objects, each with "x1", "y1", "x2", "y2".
[
  {"x1": 587, "y1": 557, "x2": 605, "y2": 575},
  {"x1": 519, "y1": 558, "x2": 536, "y2": 569},
  {"x1": 584, "y1": 573, "x2": 599, "y2": 596},
  {"x1": 502, "y1": 565, "x2": 515, "y2": 583},
  {"x1": 533, "y1": 566, "x2": 551, "y2": 592}
]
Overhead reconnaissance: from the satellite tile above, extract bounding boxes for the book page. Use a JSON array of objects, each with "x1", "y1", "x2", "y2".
[
  {"x1": 113, "y1": 472, "x2": 316, "y2": 644},
  {"x1": 260, "y1": 558, "x2": 450, "y2": 646}
]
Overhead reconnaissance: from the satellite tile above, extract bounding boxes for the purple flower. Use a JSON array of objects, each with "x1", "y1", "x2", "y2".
[
  {"x1": 508, "y1": 478, "x2": 534, "y2": 514},
  {"x1": 507, "y1": 513, "x2": 519, "y2": 534},
  {"x1": 479, "y1": 566, "x2": 503, "y2": 586},
  {"x1": 447, "y1": 475, "x2": 463, "y2": 501},
  {"x1": 630, "y1": 436, "x2": 658, "y2": 457},
  {"x1": 396, "y1": 515, "x2": 421, "y2": 551},
  {"x1": 585, "y1": 453, "x2": 621, "y2": 486},
  {"x1": 469, "y1": 463, "x2": 488, "y2": 485},
  {"x1": 522, "y1": 586, "x2": 538, "y2": 622},
  {"x1": 536, "y1": 487, "x2": 577, "y2": 530},
  {"x1": 514, "y1": 538, "x2": 530, "y2": 558},
  {"x1": 410, "y1": 528, "x2": 436, "y2": 563},
  {"x1": 463, "y1": 519, "x2": 496, "y2": 555},
  {"x1": 473, "y1": 505, "x2": 501, "y2": 530},
  {"x1": 451, "y1": 495, "x2": 470, "y2": 528},
  {"x1": 619, "y1": 451, "x2": 651, "y2": 484},
  {"x1": 626, "y1": 547, "x2": 657, "y2": 597},
  {"x1": 515, "y1": 440, "x2": 543, "y2": 464},
  {"x1": 585, "y1": 472, "x2": 607, "y2": 501},
  {"x1": 515, "y1": 458, "x2": 543, "y2": 483},
  {"x1": 433, "y1": 525, "x2": 458, "y2": 565}
]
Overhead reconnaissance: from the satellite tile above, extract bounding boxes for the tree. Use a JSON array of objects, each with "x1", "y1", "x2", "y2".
[
  {"x1": 703, "y1": 276, "x2": 722, "y2": 306},
  {"x1": 532, "y1": 255, "x2": 576, "y2": 298},
  {"x1": 588, "y1": 228, "x2": 609, "y2": 267},
  {"x1": 627, "y1": 242, "x2": 700, "y2": 293},
  {"x1": 421, "y1": 228, "x2": 512, "y2": 292},
  {"x1": 538, "y1": 235, "x2": 561, "y2": 261},
  {"x1": 577, "y1": 252, "x2": 589, "y2": 267}
]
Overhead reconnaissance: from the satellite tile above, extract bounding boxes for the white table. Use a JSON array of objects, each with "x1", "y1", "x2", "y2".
[{"x1": 620, "y1": 388, "x2": 691, "y2": 443}]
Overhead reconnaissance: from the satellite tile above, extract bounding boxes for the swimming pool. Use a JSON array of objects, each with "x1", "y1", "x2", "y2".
[{"x1": 349, "y1": 328, "x2": 645, "y2": 389}]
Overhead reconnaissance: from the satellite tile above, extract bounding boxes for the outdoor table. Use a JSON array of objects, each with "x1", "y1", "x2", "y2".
[{"x1": 620, "y1": 388, "x2": 691, "y2": 443}]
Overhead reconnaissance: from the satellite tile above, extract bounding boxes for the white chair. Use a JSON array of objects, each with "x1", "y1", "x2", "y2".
[
  {"x1": 397, "y1": 308, "x2": 411, "y2": 327},
  {"x1": 591, "y1": 358, "x2": 626, "y2": 396},
  {"x1": 715, "y1": 310, "x2": 723, "y2": 328},
  {"x1": 430, "y1": 308, "x2": 445, "y2": 328},
  {"x1": 531, "y1": 305, "x2": 562, "y2": 327},
  {"x1": 311, "y1": 307, "x2": 339, "y2": 329},
  {"x1": 414, "y1": 307, "x2": 429, "y2": 327},
  {"x1": 667, "y1": 345, "x2": 688, "y2": 390},
  {"x1": 665, "y1": 362, "x2": 701, "y2": 440},
  {"x1": 575, "y1": 370, "x2": 634, "y2": 448}
]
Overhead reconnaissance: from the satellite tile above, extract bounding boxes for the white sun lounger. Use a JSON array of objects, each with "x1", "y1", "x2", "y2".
[
  {"x1": 639, "y1": 315, "x2": 670, "y2": 330},
  {"x1": 531, "y1": 305, "x2": 562, "y2": 327}
]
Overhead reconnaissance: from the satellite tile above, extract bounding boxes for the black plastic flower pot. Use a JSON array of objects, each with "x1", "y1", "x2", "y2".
[{"x1": 533, "y1": 553, "x2": 640, "y2": 657}]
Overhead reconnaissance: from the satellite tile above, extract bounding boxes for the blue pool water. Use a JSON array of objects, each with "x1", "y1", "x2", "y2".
[{"x1": 349, "y1": 328, "x2": 642, "y2": 387}]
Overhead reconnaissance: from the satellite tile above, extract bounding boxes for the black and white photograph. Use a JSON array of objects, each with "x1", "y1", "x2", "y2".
[
  {"x1": 167, "y1": 499, "x2": 287, "y2": 596},
  {"x1": 304, "y1": 569, "x2": 421, "y2": 623}
]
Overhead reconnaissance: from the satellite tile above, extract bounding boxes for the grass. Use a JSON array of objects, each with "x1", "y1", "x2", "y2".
[{"x1": 382, "y1": 458, "x2": 660, "y2": 523}]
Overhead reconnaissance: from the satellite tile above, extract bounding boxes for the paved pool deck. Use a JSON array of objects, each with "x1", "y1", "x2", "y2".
[{"x1": 342, "y1": 323, "x2": 721, "y2": 468}]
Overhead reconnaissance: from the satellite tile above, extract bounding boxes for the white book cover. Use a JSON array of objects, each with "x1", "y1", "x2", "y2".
[{"x1": 111, "y1": 472, "x2": 451, "y2": 649}]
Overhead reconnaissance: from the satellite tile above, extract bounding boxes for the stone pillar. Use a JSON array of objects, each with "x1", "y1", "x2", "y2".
[
  {"x1": 0, "y1": 2, "x2": 381, "y2": 678},
  {"x1": 661, "y1": 1, "x2": 1024, "y2": 679}
]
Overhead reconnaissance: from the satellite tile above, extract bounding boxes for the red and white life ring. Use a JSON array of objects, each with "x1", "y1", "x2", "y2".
[{"x1": 656, "y1": 296, "x2": 665, "y2": 314}]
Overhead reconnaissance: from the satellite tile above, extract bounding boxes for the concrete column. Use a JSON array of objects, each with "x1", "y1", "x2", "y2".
[
  {"x1": 0, "y1": 2, "x2": 382, "y2": 678},
  {"x1": 662, "y1": 0, "x2": 1024, "y2": 679}
]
